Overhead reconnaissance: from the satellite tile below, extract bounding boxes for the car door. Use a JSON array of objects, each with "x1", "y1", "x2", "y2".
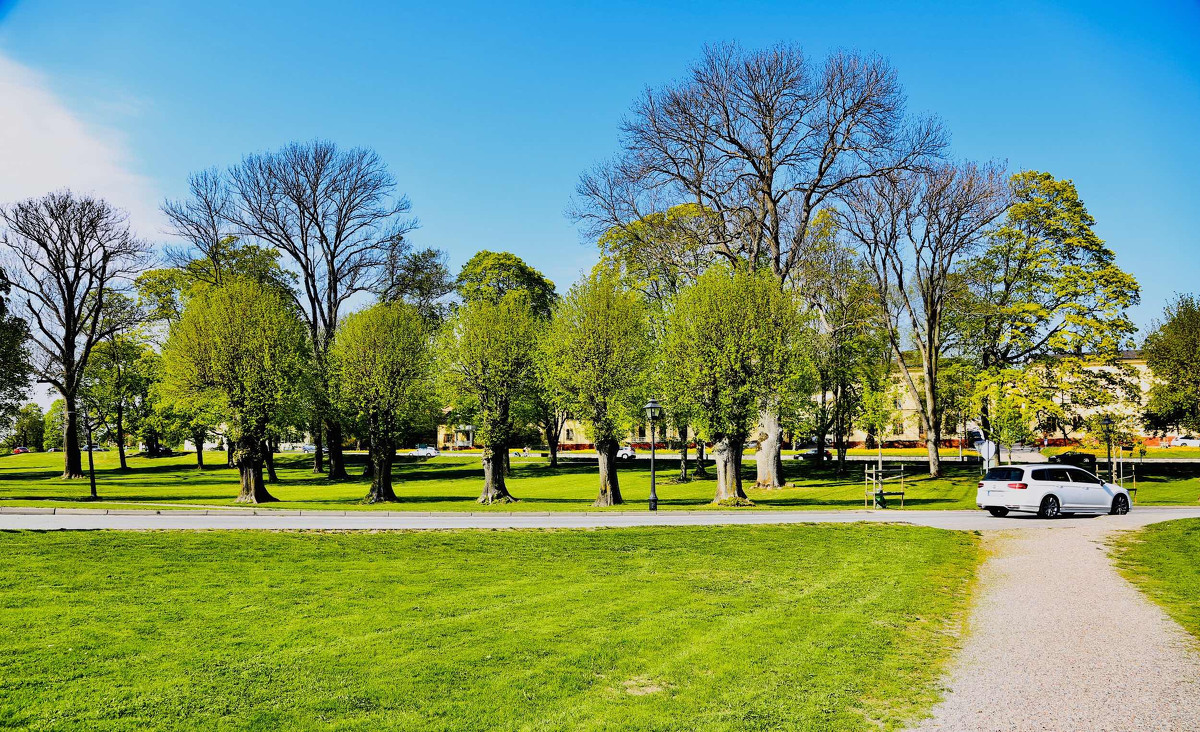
[
  {"x1": 1067, "y1": 468, "x2": 1110, "y2": 509},
  {"x1": 1033, "y1": 467, "x2": 1081, "y2": 508}
]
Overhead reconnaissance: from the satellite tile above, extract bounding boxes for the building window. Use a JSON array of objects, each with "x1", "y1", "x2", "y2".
[
  {"x1": 893, "y1": 421, "x2": 905, "y2": 436},
  {"x1": 565, "y1": 429, "x2": 575, "y2": 442}
]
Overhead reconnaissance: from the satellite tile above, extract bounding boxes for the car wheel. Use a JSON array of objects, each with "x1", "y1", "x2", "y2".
[
  {"x1": 1110, "y1": 494, "x2": 1130, "y2": 515},
  {"x1": 987, "y1": 507, "x2": 1009, "y2": 517},
  {"x1": 1038, "y1": 495, "x2": 1061, "y2": 519}
]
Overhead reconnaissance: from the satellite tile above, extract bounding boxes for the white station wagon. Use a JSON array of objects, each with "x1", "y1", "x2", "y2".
[{"x1": 976, "y1": 464, "x2": 1131, "y2": 518}]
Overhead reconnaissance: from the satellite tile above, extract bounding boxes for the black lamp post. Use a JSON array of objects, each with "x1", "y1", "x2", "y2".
[
  {"x1": 1101, "y1": 415, "x2": 1114, "y2": 482},
  {"x1": 644, "y1": 399, "x2": 663, "y2": 511}
]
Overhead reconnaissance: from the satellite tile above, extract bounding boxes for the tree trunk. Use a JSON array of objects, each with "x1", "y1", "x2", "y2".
[
  {"x1": 594, "y1": 438, "x2": 623, "y2": 507},
  {"x1": 478, "y1": 445, "x2": 517, "y2": 503},
  {"x1": 325, "y1": 418, "x2": 348, "y2": 479},
  {"x1": 693, "y1": 440, "x2": 708, "y2": 478},
  {"x1": 192, "y1": 427, "x2": 207, "y2": 469},
  {"x1": 545, "y1": 425, "x2": 559, "y2": 468},
  {"x1": 712, "y1": 436, "x2": 750, "y2": 504},
  {"x1": 115, "y1": 403, "x2": 128, "y2": 470},
  {"x1": 226, "y1": 439, "x2": 234, "y2": 468},
  {"x1": 503, "y1": 449, "x2": 511, "y2": 476},
  {"x1": 312, "y1": 418, "x2": 324, "y2": 473},
  {"x1": 235, "y1": 438, "x2": 277, "y2": 503},
  {"x1": 755, "y1": 408, "x2": 785, "y2": 488},
  {"x1": 62, "y1": 393, "x2": 84, "y2": 479},
  {"x1": 366, "y1": 435, "x2": 396, "y2": 503},
  {"x1": 263, "y1": 441, "x2": 278, "y2": 483},
  {"x1": 925, "y1": 433, "x2": 942, "y2": 477},
  {"x1": 678, "y1": 425, "x2": 690, "y2": 482}
]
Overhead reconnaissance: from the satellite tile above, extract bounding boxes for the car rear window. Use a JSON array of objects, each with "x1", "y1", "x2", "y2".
[{"x1": 984, "y1": 467, "x2": 1024, "y2": 481}]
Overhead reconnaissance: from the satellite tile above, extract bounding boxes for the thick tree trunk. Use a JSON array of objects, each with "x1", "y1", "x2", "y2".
[
  {"x1": 545, "y1": 426, "x2": 559, "y2": 468},
  {"x1": 712, "y1": 436, "x2": 750, "y2": 504},
  {"x1": 263, "y1": 441, "x2": 278, "y2": 483},
  {"x1": 62, "y1": 393, "x2": 84, "y2": 479},
  {"x1": 312, "y1": 419, "x2": 324, "y2": 473},
  {"x1": 678, "y1": 425, "x2": 690, "y2": 482},
  {"x1": 325, "y1": 418, "x2": 348, "y2": 479},
  {"x1": 115, "y1": 404, "x2": 128, "y2": 470},
  {"x1": 755, "y1": 408, "x2": 786, "y2": 488},
  {"x1": 693, "y1": 440, "x2": 708, "y2": 478},
  {"x1": 192, "y1": 427, "x2": 206, "y2": 469},
  {"x1": 366, "y1": 436, "x2": 396, "y2": 503},
  {"x1": 594, "y1": 438, "x2": 623, "y2": 507},
  {"x1": 925, "y1": 433, "x2": 942, "y2": 477},
  {"x1": 235, "y1": 438, "x2": 277, "y2": 503},
  {"x1": 478, "y1": 445, "x2": 517, "y2": 503}
]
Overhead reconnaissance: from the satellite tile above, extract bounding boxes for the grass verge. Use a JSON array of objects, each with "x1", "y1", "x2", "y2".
[
  {"x1": 1112, "y1": 518, "x2": 1200, "y2": 641},
  {"x1": 0, "y1": 525, "x2": 979, "y2": 730}
]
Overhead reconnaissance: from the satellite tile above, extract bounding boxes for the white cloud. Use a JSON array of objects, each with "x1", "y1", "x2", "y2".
[{"x1": 0, "y1": 51, "x2": 160, "y2": 234}]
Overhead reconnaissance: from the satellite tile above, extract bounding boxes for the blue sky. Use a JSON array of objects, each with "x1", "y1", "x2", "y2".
[{"x1": 1, "y1": 0, "x2": 1198, "y2": 331}]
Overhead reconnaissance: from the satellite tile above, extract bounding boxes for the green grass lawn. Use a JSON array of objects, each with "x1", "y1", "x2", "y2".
[
  {"x1": 1041, "y1": 445, "x2": 1200, "y2": 460},
  {"x1": 0, "y1": 525, "x2": 980, "y2": 730},
  {"x1": 1112, "y1": 519, "x2": 1200, "y2": 641},
  {"x1": 2, "y1": 449, "x2": 1197, "y2": 511}
]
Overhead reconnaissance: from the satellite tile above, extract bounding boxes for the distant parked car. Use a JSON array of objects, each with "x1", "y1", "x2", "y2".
[
  {"x1": 1172, "y1": 436, "x2": 1200, "y2": 448},
  {"x1": 1049, "y1": 451, "x2": 1098, "y2": 473},
  {"x1": 410, "y1": 446, "x2": 439, "y2": 458},
  {"x1": 976, "y1": 464, "x2": 1130, "y2": 518},
  {"x1": 794, "y1": 447, "x2": 832, "y2": 459},
  {"x1": 300, "y1": 444, "x2": 316, "y2": 453},
  {"x1": 46, "y1": 447, "x2": 58, "y2": 452},
  {"x1": 11, "y1": 446, "x2": 29, "y2": 455},
  {"x1": 87, "y1": 445, "x2": 109, "y2": 452},
  {"x1": 616, "y1": 446, "x2": 637, "y2": 460}
]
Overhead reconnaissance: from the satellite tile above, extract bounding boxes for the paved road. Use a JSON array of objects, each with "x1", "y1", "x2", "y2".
[
  {"x1": 917, "y1": 523, "x2": 1200, "y2": 731},
  {"x1": 1, "y1": 506, "x2": 1198, "y2": 531}
]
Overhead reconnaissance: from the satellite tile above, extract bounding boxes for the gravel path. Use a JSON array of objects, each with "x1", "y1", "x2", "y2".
[{"x1": 917, "y1": 524, "x2": 1200, "y2": 731}]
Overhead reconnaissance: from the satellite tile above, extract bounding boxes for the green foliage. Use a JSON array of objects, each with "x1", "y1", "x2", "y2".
[
  {"x1": 81, "y1": 330, "x2": 152, "y2": 451},
  {"x1": 438, "y1": 293, "x2": 540, "y2": 451},
  {"x1": 961, "y1": 171, "x2": 1139, "y2": 366},
  {"x1": 332, "y1": 302, "x2": 435, "y2": 448},
  {"x1": 597, "y1": 203, "x2": 716, "y2": 303},
  {"x1": 42, "y1": 399, "x2": 65, "y2": 451},
  {"x1": 541, "y1": 266, "x2": 650, "y2": 445},
  {"x1": 0, "y1": 272, "x2": 30, "y2": 430},
  {"x1": 455, "y1": 250, "x2": 558, "y2": 318},
  {"x1": 160, "y1": 279, "x2": 311, "y2": 454},
  {"x1": 4, "y1": 402, "x2": 44, "y2": 451},
  {"x1": 663, "y1": 265, "x2": 811, "y2": 442},
  {"x1": 1144, "y1": 295, "x2": 1200, "y2": 433},
  {"x1": 380, "y1": 246, "x2": 455, "y2": 324}
]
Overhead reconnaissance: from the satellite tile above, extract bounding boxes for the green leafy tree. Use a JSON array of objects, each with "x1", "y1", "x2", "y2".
[
  {"x1": 81, "y1": 315, "x2": 151, "y2": 470},
  {"x1": 161, "y1": 280, "x2": 311, "y2": 503},
  {"x1": 5, "y1": 403, "x2": 44, "y2": 451},
  {"x1": 1143, "y1": 295, "x2": 1200, "y2": 433},
  {"x1": 664, "y1": 266, "x2": 810, "y2": 504},
  {"x1": 858, "y1": 386, "x2": 903, "y2": 472},
  {"x1": 438, "y1": 293, "x2": 539, "y2": 503},
  {"x1": 542, "y1": 266, "x2": 650, "y2": 506},
  {"x1": 332, "y1": 302, "x2": 434, "y2": 503},
  {"x1": 456, "y1": 250, "x2": 558, "y2": 319},
  {"x1": 960, "y1": 171, "x2": 1140, "y2": 433},
  {"x1": 0, "y1": 272, "x2": 30, "y2": 431},
  {"x1": 43, "y1": 399, "x2": 65, "y2": 451}
]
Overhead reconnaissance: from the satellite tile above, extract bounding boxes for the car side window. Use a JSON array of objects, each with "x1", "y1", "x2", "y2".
[
  {"x1": 1031, "y1": 469, "x2": 1051, "y2": 481},
  {"x1": 1067, "y1": 468, "x2": 1101, "y2": 484}
]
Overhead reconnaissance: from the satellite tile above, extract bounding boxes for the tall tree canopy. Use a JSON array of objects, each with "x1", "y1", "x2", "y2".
[
  {"x1": 0, "y1": 271, "x2": 30, "y2": 431},
  {"x1": 332, "y1": 302, "x2": 434, "y2": 503},
  {"x1": 438, "y1": 293, "x2": 539, "y2": 503},
  {"x1": 664, "y1": 266, "x2": 811, "y2": 503},
  {"x1": 1143, "y1": 295, "x2": 1200, "y2": 434},
  {"x1": 542, "y1": 266, "x2": 650, "y2": 507},
  {"x1": 455, "y1": 250, "x2": 558, "y2": 318},
  {"x1": 161, "y1": 279, "x2": 311, "y2": 503},
  {"x1": 0, "y1": 191, "x2": 150, "y2": 479},
  {"x1": 577, "y1": 42, "x2": 944, "y2": 487}
]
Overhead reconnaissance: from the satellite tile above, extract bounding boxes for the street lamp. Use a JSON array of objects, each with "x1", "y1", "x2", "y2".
[
  {"x1": 643, "y1": 399, "x2": 664, "y2": 511},
  {"x1": 1101, "y1": 415, "x2": 1115, "y2": 482}
]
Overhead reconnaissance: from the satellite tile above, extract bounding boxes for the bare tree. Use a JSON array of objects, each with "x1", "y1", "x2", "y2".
[
  {"x1": 839, "y1": 162, "x2": 1010, "y2": 476},
  {"x1": 575, "y1": 42, "x2": 945, "y2": 487},
  {"x1": 0, "y1": 191, "x2": 150, "y2": 479},
  {"x1": 225, "y1": 140, "x2": 417, "y2": 479}
]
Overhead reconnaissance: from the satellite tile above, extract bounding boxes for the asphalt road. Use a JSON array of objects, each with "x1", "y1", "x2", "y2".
[{"x1": 1, "y1": 506, "x2": 1198, "y2": 531}]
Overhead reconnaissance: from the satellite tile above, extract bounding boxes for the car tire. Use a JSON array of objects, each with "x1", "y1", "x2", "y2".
[
  {"x1": 1110, "y1": 494, "x2": 1130, "y2": 515},
  {"x1": 1038, "y1": 495, "x2": 1061, "y2": 519},
  {"x1": 987, "y1": 507, "x2": 1009, "y2": 517}
]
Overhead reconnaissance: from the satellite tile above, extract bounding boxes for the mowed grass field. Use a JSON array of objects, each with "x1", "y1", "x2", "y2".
[
  {"x1": 1112, "y1": 518, "x2": 1200, "y2": 641},
  {"x1": 0, "y1": 525, "x2": 980, "y2": 730},
  {"x1": 2, "y1": 450, "x2": 1198, "y2": 511}
]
